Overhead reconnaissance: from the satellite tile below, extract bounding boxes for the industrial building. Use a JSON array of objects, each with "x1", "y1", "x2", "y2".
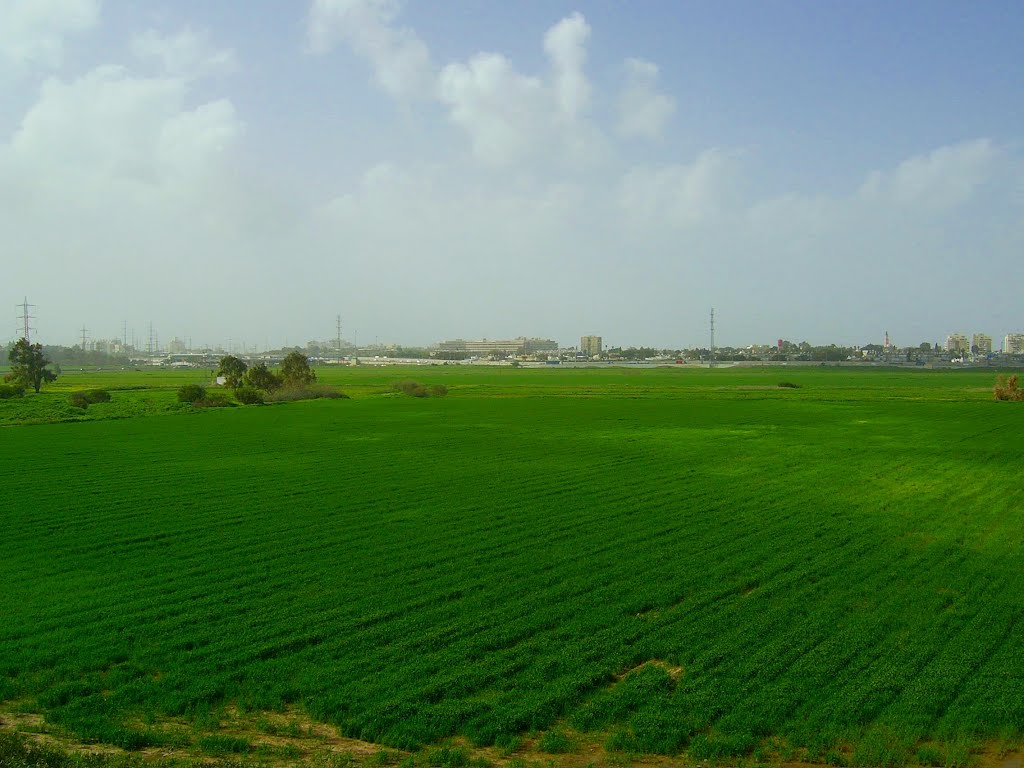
[{"x1": 437, "y1": 337, "x2": 559, "y2": 356}]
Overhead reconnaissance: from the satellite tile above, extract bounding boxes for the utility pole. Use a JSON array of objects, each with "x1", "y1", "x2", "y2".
[
  {"x1": 336, "y1": 315, "x2": 343, "y2": 363},
  {"x1": 16, "y1": 297, "x2": 35, "y2": 342},
  {"x1": 709, "y1": 307, "x2": 716, "y2": 368}
]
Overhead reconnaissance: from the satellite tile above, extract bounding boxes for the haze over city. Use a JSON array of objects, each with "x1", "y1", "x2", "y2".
[{"x1": 3, "y1": 0, "x2": 1023, "y2": 349}]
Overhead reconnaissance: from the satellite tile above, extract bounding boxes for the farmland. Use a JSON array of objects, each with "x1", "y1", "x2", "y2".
[{"x1": 1, "y1": 366, "x2": 1023, "y2": 766}]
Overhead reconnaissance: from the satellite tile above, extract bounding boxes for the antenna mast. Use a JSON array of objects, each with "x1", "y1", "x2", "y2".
[
  {"x1": 336, "y1": 315, "x2": 343, "y2": 363},
  {"x1": 16, "y1": 297, "x2": 36, "y2": 342},
  {"x1": 709, "y1": 307, "x2": 716, "y2": 368}
]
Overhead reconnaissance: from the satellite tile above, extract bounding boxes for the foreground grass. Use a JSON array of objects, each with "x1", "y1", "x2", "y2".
[{"x1": 1, "y1": 368, "x2": 1022, "y2": 766}]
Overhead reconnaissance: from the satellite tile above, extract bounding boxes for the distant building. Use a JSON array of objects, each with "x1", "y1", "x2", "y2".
[
  {"x1": 1004, "y1": 333, "x2": 1024, "y2": 354},
  {"x1": 167, "y1": 337, "x2": 187, "y2": 354},
  {"x1": 946, "y1": 333, "x2": 969, "y2": 354},
  {"x1": 972, "y1": 333, "x2": 992, "y2": 355},
  {"x1": 580, "y1": 335, "x2": 602, "y2": 357},
  {"x1": 438, "y1": 337, "x2": 558, "y2": 356}
]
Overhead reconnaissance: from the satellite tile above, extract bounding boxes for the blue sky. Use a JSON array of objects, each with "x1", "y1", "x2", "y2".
[{"x1": 2, "y1": 1, "x2": 1022, "y2": 349}]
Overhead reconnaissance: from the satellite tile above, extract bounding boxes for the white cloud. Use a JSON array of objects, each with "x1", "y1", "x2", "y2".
[
  {"x1": 543, "y1": 12, "x2": 591, "y2": 122},
  {"x1": 438, "y1": 53, "x2": 547, "y2": 166},
  {"x1": 306, "y1": 0, "x2": 433, "y2": 99},
  {"x1": 858, "y1": 138, "x2": 998, "y2": 212},
  {"x1": 438, "y1": 14, "x2": 606, "y2": 168},
  {"x1": 617, "y1": 57, "x2": 675, "y2": 139},
  {"x1": 619, "y1": 150, "x2": 740, "y2": 228},
  {"x1": 0, "y1": 0, "x2": 99, "y2": 70},
  {"x1": 10, "y1": 66, "x2": 241, "y2": 184},
  {"x1": 131, "y1": 27, "x2": 238, "y2": 81}
]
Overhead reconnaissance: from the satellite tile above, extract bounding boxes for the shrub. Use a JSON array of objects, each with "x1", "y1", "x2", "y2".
[
  {"x1": 0, "y1": 383, "x2": 25, "y2": 399},
  {"x1": 264, "y1": 384, "x2": 348, "y2": 403},
  {"x1": 84, "y1": 389, "x2": 111, "y2": 403},
  {"x1": 994, "y1": 374, "x2": 1024, "y2": 401},
  {"x1": 234, "y1": 386, "x2": 265, "y2": 405},
  {"x1": 778, "y1": 381, "x2": 801, "y2": 389},
  {"x1": 69, "y1": 392, "x2": 90, "y2": 409},
  {"x1": 178, "y1": 384, "x2": 206, "y2": 403},
  {"x1": 193, "y1": 394, "x2": 235, "y2": 408},
  {"x1": 393, "y1": 380, "x2": 447, "y2": 398}
]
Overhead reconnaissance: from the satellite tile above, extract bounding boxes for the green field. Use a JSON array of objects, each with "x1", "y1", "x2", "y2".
[{"x1": 1, "y1": 366, "x2": 1022, "y2": 765}]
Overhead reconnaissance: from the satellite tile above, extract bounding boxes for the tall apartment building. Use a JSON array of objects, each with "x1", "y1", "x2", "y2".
[
  {"x1": 945, "y1": 333, "x2": 969, "y2": 354},
  {"x1": 972, "y1": 333, "x2": 992, "y2": 355},
  {"x1": 580, "y1": 335, "x2": 603, "y2": 357},
  {"x1": 1004, "y1": 333, "x2": 1024, "y2": 354}
]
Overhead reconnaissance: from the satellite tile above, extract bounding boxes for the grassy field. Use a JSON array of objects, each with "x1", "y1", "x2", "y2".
[{"x1": 1, "y1": 366, "x2": 1022, "y2": 766}]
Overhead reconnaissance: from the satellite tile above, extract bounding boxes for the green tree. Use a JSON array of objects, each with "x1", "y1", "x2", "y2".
[
  {"x1": 244, "y1": 362, "x2": 283, "y2": 392},
  {"x1": 280, "y1": 351, "x2": 316, "y2": 387},
  {"x1": 216, "y1": 355, "x2": 248, "y2": 388},
  {"x1": 7, "y1": 338, "x2": 57, "y2": 393}
]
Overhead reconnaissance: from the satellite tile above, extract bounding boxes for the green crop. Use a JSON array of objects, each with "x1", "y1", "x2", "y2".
[{"x1": 0, "y1": 366, "x2": 1022, "y2": 764}]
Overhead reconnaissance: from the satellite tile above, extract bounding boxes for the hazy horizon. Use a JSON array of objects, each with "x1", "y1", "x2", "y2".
[{"x1": 4, "y1": 1, "x2": 1023, "y2": 349}]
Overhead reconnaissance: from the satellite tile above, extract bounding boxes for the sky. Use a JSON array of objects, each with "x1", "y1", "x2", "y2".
[{"x1": 2, "y1": 0, "x2": 1023, "y2": 350}]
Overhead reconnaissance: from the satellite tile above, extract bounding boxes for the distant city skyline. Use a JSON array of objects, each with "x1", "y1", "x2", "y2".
[
  {"x1": 9, "y1": 300, "x2": 1024, "y2": 355},
  {"x1": 3, "y1": 2, "x2": 1022, "y2": 348}
]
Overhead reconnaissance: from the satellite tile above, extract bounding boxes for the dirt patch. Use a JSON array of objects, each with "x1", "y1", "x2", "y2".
[{"x1": 615, "y1": 659, "x2": 684, "y2": 681}]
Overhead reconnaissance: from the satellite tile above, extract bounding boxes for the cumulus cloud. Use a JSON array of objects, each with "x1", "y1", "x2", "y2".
[
  {"x1": 0, "y1": 0, "x2": 99, "y2": 71},
  {"x1": 9, "y1": 66, "x2": 241, "y2": 184},
  {"x1": 306, "y1": 0, "x2": 433, "y2": 99},
  {"x1": 859, "y1": 138, "x2": 998, "y2": 212},
  {"x1": 617, "y1": 58, "x2": 675, "y2": 139},
  {"x1": 543, "y1": 12, "x2": 592, "y2": 122},
  {"x1": 131, "y1": 27, "x2": 238, "y2": 81}
]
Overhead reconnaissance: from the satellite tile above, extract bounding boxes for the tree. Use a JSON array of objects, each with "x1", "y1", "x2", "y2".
[
  {"x1": 280, "y1": 351, "x2": 316, "y2": 387},
  {"x1": 244, "y1": 362, "x2": 283, "y2": 392},
  {"x1": 7, "y1": 338, "x2": 57, "y2": 393},
  {"x1": 216, "y1": 355, "x2": 247, "y2": 388}
]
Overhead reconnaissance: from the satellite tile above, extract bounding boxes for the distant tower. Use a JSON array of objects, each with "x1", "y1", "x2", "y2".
[
  {"x1": 80, "y1": 324, "x2": 89, "y2": 351},
  {"x1": 336, "y1": 315, "x2": 343, "y2": 363},
  {"x1": 883, "y1": 330, "x2": 891, "y2": 349},
  {"x1": 709, "y1": 308, "x2": 716, "y2": 367},
  {"x1": 16, "y1": 297, "x2": 36, "y2": 342}
]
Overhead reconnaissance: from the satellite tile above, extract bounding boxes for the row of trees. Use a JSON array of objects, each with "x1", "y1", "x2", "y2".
[{"x1": 215, "y1": 352, "x2": 316, "y2": 392}]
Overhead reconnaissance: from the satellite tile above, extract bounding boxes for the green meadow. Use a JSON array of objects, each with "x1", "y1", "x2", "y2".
[{"x1": 1, "y1": 366, "x2": 1022, "y2": 765}]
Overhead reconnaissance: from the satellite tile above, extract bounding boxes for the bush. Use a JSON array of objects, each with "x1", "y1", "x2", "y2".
[
  {"x1": 84, "y1": 389, "x2": 111, "y2": 403},
  {"x1": 234, "y1": 386, "x2": 265, "y2": 405},
  {"x1": 994, "y1": 374, "x2": 1024, "y2": 401},
  {"x1": 264, "y1": 384, "x2": 348, "y2": 403},
  {"x1": 178, "y1": 384, "x2": 206, "y2": 403},
  {"x1": 392, "y1": 380, "x2": 448, "y2": 398},
  {"x1": 193, "y1": 394, "x2": 235, "y2": 408},
  {"x1": 68, "y1": 392, "x2": 90, "y2": 409},
  {"x1": 778, "y1": 381, "x2": 801, "y2": 389},
  {"x1": 0, "y1": 383, "x2": 25, "y2": 399}
]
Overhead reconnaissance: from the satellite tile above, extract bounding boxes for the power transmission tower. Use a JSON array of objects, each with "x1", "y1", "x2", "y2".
[
  {"x1": 336, "y1": 315, "x2": 343, "y2": 363},
  {"x1": 709, "y1": 307, "x2": 716, "y2": 368},
  {"x1": 16, "y1": 297, "x2": 36, "y2": 342},
  {"x1": 122, "y1": 320, "x2": 127, "y2": 351},
  {"x1": 80, "y1": 324, "x2": 89, "y2": 351},
  {"x1": 148, "y1": 323, "x2": 155, "y2": 355}
]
